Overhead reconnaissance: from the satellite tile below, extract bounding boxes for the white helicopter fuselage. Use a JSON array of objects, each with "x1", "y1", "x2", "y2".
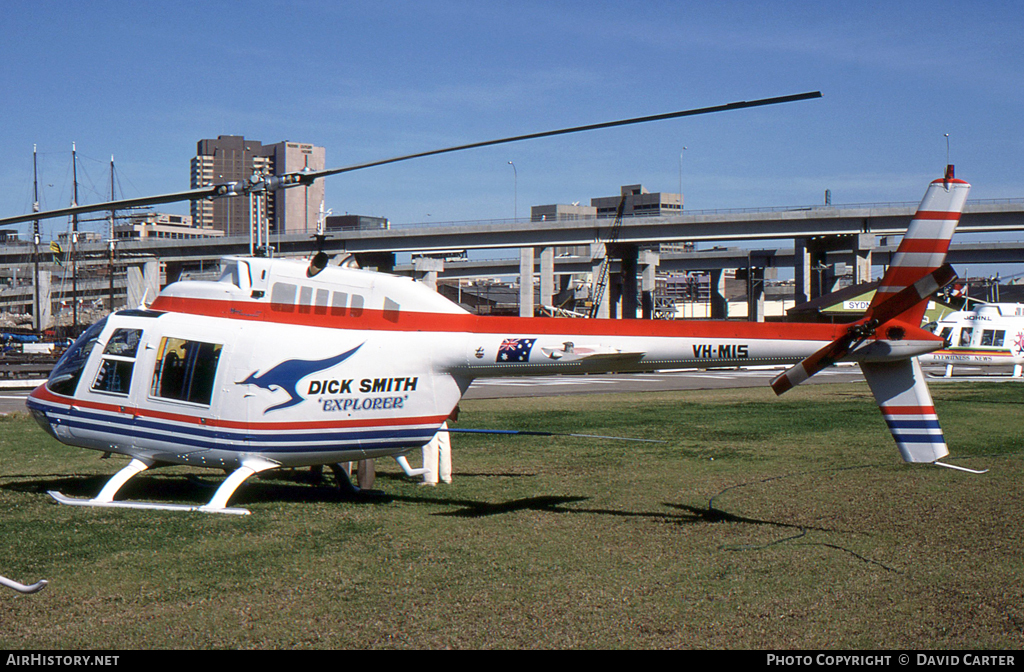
[
  {"x1": 24, "y1": 172, "x2": 974, "y2": 513},
  {"x1": 26, "y1": 255, "x2": 939, "y2": 472},
  {"x1": 920, "y1": 303, "x2": 1024, "y2": 375}
]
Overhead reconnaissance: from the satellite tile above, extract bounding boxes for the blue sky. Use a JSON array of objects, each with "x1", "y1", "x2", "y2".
[{"x1": 2, "y1": 1, "x2": 1022, "y2": 249}]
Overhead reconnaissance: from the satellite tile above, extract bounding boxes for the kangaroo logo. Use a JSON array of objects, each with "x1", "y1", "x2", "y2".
[{"x1": 239, "y1": 343, "x2": 364, "y2": 414}]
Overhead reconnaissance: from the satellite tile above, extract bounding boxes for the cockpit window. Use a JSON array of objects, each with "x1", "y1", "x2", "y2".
[
  {"x1": 92, "y1": 328, "x2": 145, "y2": 396},
  {"x1": 150, "y1": 337, "x2": 223, "y2": 405},
  {"x1": 47, "y1": 318, "x2": 109, "y2": 396},
  {"x1": 103, "y1": 328, "x2": 143, "y2": 358}
]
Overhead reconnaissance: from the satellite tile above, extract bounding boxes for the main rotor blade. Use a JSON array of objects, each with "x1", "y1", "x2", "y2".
[
  {"x1": 299, "y1": 91, "x2": 823, "y2": 183},
  {"x1": 0, "y1": 185, "x2": 222, "y2": 228},
  {"x1": 3, "y1": 91, "x2": 820, "y2": 227}
]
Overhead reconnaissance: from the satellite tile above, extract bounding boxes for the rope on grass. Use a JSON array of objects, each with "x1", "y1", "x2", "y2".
[{"x1": 708, "y1": 463, "x2": 903, "y2": 574}]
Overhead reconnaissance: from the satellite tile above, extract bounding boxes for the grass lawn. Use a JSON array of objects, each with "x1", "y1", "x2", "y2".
[{"x1": 0, "y1": 382, "x2": 1021, "y2": 649}]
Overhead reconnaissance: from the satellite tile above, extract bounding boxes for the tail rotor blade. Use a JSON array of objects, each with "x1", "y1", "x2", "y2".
[
  {"x1": 867, "y1": 264, "x2": 957, "y2": 326},
  {"x1": 771, "y1": 333, "x2": 858, "y2": 395},
  {"x1": 772, "y1": 264, "x2": 958, "y2": 396}
]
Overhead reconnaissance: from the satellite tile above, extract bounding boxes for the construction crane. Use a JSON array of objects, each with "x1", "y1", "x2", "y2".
[{"x1": 588, "y1": 195, "x2": 627, "y2": 318}]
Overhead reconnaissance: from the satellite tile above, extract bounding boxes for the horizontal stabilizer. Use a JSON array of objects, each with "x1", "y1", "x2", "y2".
[{"x1": 540, "y1": 344, "x2": 646, "y2": 364}]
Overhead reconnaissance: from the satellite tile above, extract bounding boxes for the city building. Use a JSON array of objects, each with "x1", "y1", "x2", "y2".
[
  {"x1": 324, "y1": 215, "x2": 390, "y2": 232},
  {"x1": 530, "y1": 203, "x2": 597, "y2": 222},
  {"x1": 533, "y1": 184, "x2": 690, "y2": 258},
  {"x1": 114, "y1": 213, "x2": 224, "y2": 241},
  {"x1": 591, "y1": 184, "x2": 682, "y2": 217},
  {"x1": 190, "y1": 136, "x2": 325, "y2": 237},
  {"x1": 530, "y1": 203, "x2": 597, "y2": 257}
]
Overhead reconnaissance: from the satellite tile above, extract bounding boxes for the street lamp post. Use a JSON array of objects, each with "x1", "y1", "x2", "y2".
[
  {"x1": 508, "y1": 161, "x2": 517, "y2": 221},
  {"x1": 679, "y1": 147, "x2": 687, "y2": 208}
]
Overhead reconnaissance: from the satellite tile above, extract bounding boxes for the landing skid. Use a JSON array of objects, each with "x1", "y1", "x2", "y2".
[
  {"x1": 47, "y1": 490, "x2": 253, "y2": 515},
  {"x1": 0, "y1": 574, "x2": 47, "y2": 594},
  {"x1": 47, "y1": 457, "x2": 280, "y2": 515}
]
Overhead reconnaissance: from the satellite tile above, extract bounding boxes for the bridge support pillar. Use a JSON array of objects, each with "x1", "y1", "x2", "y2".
[
  {"x1": 710, "y1": 269, "x2": 728, "y2": 319},
  {"x1": 127, "y1": 261, "x2": 160, "y2": 309},
  {"x1": 590, "y1": 242, "x2": 609, "y2": 318},
  {"x1": 412, "y1": 257, "x2": 444, "y2": 292},
  {"x1": 539, "y1": 246, "x2": 554, "y2": 309},
  {"x1": 745, "y1": 267, "x2": 766, "y2": 322},
  {"x1": 35, "y1": 271, "x2": 52, "y2": 331},
  {"x1": 519, "y1": 247, "x2": 534, "y2": 317},
  {"x1": 795, "y1": 234, "x2": 874, "y2": 302},
  {"x1": 640, "y1": 249, "x2": 660, "y2": 319},
  {"x1": 610, "y1": 244, "x2": 639, "y2": 319}
]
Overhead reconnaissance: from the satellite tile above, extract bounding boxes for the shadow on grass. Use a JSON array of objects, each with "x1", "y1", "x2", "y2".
[
  {"x1": 5, "y1": 470, "x2": 794, "y2": 529},
  {"x1": 1, "y1": 468, "x2": 848, "y2": 549}
]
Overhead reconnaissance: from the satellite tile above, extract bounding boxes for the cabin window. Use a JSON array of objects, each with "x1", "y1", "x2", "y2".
[
  {"x1": 270, "y1": 282, "x2": 297, "y2": 313},
  {"x1": 315, "y1": 288, "x2": 329, "y2": 315},
  {"x1": 349, "y1": 293, "x2": 364, "y2": 317},
  {"x1": 938, "y1": 326, "x2": 954, "y2": 347},
  {"x1": 958, "y1": 327, "x2": 973, "y2": 347},
  {"x1": 47, "y1": 317, "x2": 109, "y2": 396},
  {"x1": 981, "y1": 329, "x2": 1005, "y2": 347},
  {"x1": 150, "y1": 337, "x2": 223, "y2": 406},
  {"x1": 328, "y1": 291, "x2": 364, "y2": 317},
  {"x1": 91, "y1": 328, "x2": 144, "y2": 396},
  {"x1": 330, "y1": 292, "x2": 348, "y2": 316},
  {"x1": 383, "y1": 297, "x2": 401, "y2": 323}
]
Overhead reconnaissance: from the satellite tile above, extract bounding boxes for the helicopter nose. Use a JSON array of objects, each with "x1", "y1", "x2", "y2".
[{"x1": 26, "y1": 386, "x2": 58, "y2": 439}]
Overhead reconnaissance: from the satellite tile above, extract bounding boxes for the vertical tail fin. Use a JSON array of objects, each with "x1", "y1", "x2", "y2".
[
  {"x1": 772, "y1": 169, "x2": 973, "y2": 465},
  {"x1": 869, "y1": 166, "x2": 970, "y2": 326},
  {"x1": 863, "y1": 170, "x2": 969, "y2": 464},
  {"x1": 772, "y1": 168, "x2": 970, "y2": 396}
]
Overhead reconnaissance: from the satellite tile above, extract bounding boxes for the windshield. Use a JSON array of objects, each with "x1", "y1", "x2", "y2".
[{"x1": 46, "y1": 318, "x2": 108, "y2": 396}]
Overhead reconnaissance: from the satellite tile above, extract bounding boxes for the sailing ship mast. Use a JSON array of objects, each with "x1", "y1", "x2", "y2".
[
  {"x1": 71, "y1": 142, "x2": 79, "y2": 332},
  {"x1": 32, "y1": 146, "x2": 41, "y2": 331},
  {"x1": 108, "y1": 156, "x2": 117, "y2": 314}
]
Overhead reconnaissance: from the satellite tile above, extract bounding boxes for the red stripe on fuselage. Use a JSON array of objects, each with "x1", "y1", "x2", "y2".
[
  {"x1": 150, "y1": 296, "x2": 847, "y2": 341},
  {"x1": 28, "y1": 385, "x2": 447, "y2": 431}
]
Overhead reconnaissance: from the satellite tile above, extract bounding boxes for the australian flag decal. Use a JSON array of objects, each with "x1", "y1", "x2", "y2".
[{"x1": 496, "y1": 338, "x2": 536, "y2": 363}]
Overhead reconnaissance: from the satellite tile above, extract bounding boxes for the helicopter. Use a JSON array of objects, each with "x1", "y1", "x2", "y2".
[
  {"x1": 920, "y1": 301, "x2": 1024, "y2": 377},
  {"x1": 1, "y1": 92, "x2": 984, "y2": 516}
]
